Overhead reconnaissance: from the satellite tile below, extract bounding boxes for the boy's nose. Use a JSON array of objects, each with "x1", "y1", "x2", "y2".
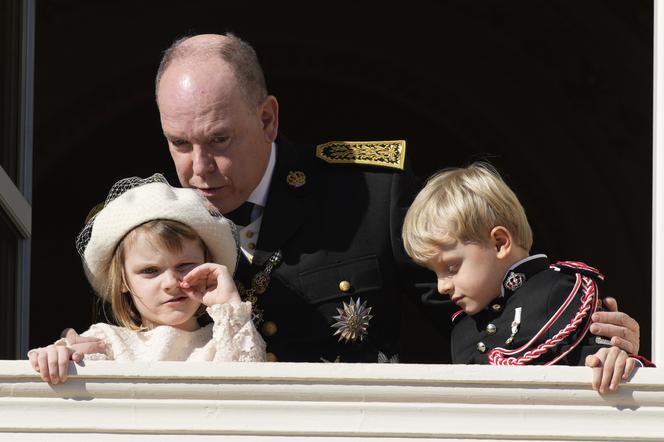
[{"x1": 437, "y1": 278, "x2": 454, "y2": 296}]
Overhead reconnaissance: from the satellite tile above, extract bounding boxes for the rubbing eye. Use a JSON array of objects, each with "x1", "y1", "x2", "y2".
[{"x1": 177, "y1": 263, "x2": 198, "y2": 273}]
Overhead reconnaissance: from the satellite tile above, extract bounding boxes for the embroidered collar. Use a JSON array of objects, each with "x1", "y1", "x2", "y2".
[
  {"x1": 450, "y1": 254, "x2": 550, "y2": 322},
  {"x1": 499, "y1": 254, "x2": 549, "y2": 299}
]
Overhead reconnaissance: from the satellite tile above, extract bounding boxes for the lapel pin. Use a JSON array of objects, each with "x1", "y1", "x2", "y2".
[{"x1": 286, "y1": 170, "x2": 306, "y2": 188}]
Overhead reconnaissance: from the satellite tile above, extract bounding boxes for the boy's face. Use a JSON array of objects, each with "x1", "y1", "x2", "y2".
[
  {"x1": 426, "y1": 238, "x2": 506, "y2": 315},
  {"x1": 122, "y1": 233, "x2": 205, "y2": 331}
]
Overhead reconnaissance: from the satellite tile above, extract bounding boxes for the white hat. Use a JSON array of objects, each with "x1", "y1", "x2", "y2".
[{"x1": 76, "y1": 174, "x2": 238, "y2": 300}]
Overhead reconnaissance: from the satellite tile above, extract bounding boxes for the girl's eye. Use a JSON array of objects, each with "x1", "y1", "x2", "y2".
[
  {"x1": 141, "y1": 267, "x2": 159, "y2": 275},
  {"x1": 447, "y1": 264, "x2": 459, "y2": 274},
  {"x1": 177, "y1": 263, "x2": 198, "y2": 273}
]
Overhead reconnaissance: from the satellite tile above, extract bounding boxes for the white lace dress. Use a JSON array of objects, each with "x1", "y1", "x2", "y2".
[{"x1": 80, "y1": 302, "x2": 266, "y2": 362}]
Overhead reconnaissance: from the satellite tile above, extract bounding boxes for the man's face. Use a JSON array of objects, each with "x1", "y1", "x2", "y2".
[{"x1": 157, "y1": 59, "x2": 277, "y2": 214}]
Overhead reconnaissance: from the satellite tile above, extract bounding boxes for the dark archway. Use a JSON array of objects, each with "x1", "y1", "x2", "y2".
[{"x1": 31, "y1": 0, "x2": 653, "y2": 358}]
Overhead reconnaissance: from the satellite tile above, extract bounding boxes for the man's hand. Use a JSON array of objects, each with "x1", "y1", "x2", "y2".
[
  {"x1": 589, "y1": 297, "x2": 640, "y2": 355},
  {"x1": 60, "y1": 328, "x2": 106, "y2": 362}
]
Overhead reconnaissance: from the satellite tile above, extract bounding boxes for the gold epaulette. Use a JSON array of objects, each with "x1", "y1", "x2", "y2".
[{"x1": 315, "y1": 140, "x2": 406, "y2": 171}]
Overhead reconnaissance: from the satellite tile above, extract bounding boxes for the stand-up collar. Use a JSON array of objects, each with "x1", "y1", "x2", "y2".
[{"x1": 500, "y1": 254, "x2": 549, "y2": 299}]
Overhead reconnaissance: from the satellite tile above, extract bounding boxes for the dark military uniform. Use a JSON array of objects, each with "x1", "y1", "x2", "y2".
[
  {"x1": 451, "y1": 255, "x2": 609, "y2": 365},
  {"x1": 232, "y1": 137, "x2": 450, "y2": 363}
]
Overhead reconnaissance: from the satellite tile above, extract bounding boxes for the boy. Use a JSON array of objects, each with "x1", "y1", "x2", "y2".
[{"x1": 402, "y1": 163, "x2": 648, "y2": 393}]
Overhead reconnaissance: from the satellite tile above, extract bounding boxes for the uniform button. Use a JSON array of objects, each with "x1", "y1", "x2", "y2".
[
  {"x1": 245, "y1": 230, "x2": 254, "y2": 238},
  {"x1": 266, "y1": 352, "x2": 278, "y2": 362},
  {"x1": 486, "y1": 323, "x2": 497, "y2": 335},
  {"x1": 248, "y1": 242, "x2": 256, "y2": 250},
  {"x1": 477, "y1": 342, "x2": 486, "y2": 353},
  {"x1": 339, "y1": 280, "x2": 352, "y2": 292},
  {"x1": 261, "y1": 321, "x2": 278, "y2": 337},
  {"x1": 491, "y1": 303, "x2": 502, "y2": 313}
]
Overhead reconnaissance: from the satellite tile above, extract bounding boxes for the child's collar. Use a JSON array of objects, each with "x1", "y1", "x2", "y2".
[{"x1": 499, "y1": 254, "x2": 549, "y2": 299}]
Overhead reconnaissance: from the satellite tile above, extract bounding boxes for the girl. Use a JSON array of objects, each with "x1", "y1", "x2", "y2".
[{"x1": 28, "y1": 174, "x2": 266, "y2": 384}]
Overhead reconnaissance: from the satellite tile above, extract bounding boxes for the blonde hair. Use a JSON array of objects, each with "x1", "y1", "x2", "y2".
[
  {"x1": 104, "y1": 219, "x2": 210, "y2": 330},
  {"x1": 402, "y1": 162, "x2": 533, "y2": 265}
]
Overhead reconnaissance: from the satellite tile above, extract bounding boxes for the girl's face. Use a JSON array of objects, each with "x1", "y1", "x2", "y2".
[{"x1": 122, "y1": 233, "x2": 205, "y2": 331}]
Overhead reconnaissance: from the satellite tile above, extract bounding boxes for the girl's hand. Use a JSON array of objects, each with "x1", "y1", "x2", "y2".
[
  {"x1": 180, "y1": 263, "x2": 241, "y2": 307},
  {"x1": 27, "y1": 344, "x2": 75, "y2": 384},
  {"x1": 585, "y1": 346, "x2": 639, "y2": 394}
]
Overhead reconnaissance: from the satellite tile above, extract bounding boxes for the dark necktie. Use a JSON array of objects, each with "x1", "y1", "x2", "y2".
[{"x1": 225, "y1": 201, "x2": 255, "y2": 227}]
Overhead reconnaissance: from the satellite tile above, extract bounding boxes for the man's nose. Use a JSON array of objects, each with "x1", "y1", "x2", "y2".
[
  {"x1": 437, "y1": 278, "x2": 453, "y2": 296},
  {"x1": 192, "y1": 147, "x2": 215, "y2": 176}
]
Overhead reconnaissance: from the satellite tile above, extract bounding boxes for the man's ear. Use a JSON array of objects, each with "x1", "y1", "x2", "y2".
[
  {"x1": 258, "y1": 95, "x2": 279, "y2": 143},
  {"x1": 490, "y1": 226, "x2": 513, "y2": 259}
]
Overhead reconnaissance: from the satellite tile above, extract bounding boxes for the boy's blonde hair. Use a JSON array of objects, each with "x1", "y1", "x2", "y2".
[
  {"x1": 402, "y1": 162, "x2": 533, "y2": 265},
  {"x1": 106, "y1": 219, "x2": 210, "y2": 330}
]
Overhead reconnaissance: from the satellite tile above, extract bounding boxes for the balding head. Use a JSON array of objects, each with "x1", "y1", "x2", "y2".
[{"x1": 156, "y1": 33, "x2": 267, "y2": 107}]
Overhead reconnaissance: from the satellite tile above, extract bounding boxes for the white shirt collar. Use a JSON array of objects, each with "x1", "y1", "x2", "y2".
[{"x1": 246, "y1": 142, "x2": 276, "y2": 208}]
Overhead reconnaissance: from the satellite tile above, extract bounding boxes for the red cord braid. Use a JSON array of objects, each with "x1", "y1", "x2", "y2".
[{"x1": 488, "y1": 275, "x2": 599, "y2": 365}]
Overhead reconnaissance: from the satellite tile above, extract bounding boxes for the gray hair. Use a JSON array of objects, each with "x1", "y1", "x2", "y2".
[{"x1": 155, "y1": 33, "x2": 268, "y2": 106}]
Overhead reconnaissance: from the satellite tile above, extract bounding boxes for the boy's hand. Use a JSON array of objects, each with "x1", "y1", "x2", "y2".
[
  {"x1": 585, "y1": 346, "x2": 639, "y2": 394},
  {"x1": 28, "y1": 344, "x2": 75, "y2": 384},
  {"x1": 180, "y1": 263, "x2": 241, "y2": 307},
  {"x1": 589, "y1": 297, "x2": 640, "y2": 355}
]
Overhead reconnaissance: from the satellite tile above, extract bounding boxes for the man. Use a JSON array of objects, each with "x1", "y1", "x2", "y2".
[{"x1": 65, "y1": 33, "x2": 641, "y2": 363}]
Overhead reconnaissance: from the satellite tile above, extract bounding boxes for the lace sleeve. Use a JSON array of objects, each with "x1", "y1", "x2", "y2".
[
  {"x1": 207, "y1": 302, "x2": 266, "y2": 362},
  {"x1": 79, "y1": 324, "x2": 114, "y2": 361}
]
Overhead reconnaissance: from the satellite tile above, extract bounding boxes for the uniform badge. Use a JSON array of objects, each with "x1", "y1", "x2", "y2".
[
  {"x1": 286, "y1": 170, "x2": 306, "y2": 188},
  {"x1": 504, "y1": 272, "x2": 526, "y2": 291},
  {"x1": 316, "y1": 140, "x2": 406, "y2": 170},
  {"x1": 331, "y1": 298, "x2": 373, "y2": 343}
]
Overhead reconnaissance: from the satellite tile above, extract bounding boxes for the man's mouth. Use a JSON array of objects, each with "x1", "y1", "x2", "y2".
[{"x1": 196, "y1": 186, "x2": 224, "y2": 196}]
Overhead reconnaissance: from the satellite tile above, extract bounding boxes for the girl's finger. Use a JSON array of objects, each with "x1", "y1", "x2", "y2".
[
  {"x1": 37, "y1": 349, "x2": 50, "y2": 383},
  {"x1": 47, "y1": 346, "x2": 60, "y2": 384},
  {"x1": 57, "y1": 346, "x2": 71, "y2": 383}
]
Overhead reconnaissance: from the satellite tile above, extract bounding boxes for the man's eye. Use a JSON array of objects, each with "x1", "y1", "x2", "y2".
[
  {"x1": 171, "y1": 139, "x2": 190, "y2": 147},
  {"x1": 211, "y1": 136, "x2": 229, "y2": 145}
]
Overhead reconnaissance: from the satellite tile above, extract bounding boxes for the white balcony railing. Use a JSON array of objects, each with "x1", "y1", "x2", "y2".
[{"x1": 1, "y1": 360, "x2": 663, "y2": 441}]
